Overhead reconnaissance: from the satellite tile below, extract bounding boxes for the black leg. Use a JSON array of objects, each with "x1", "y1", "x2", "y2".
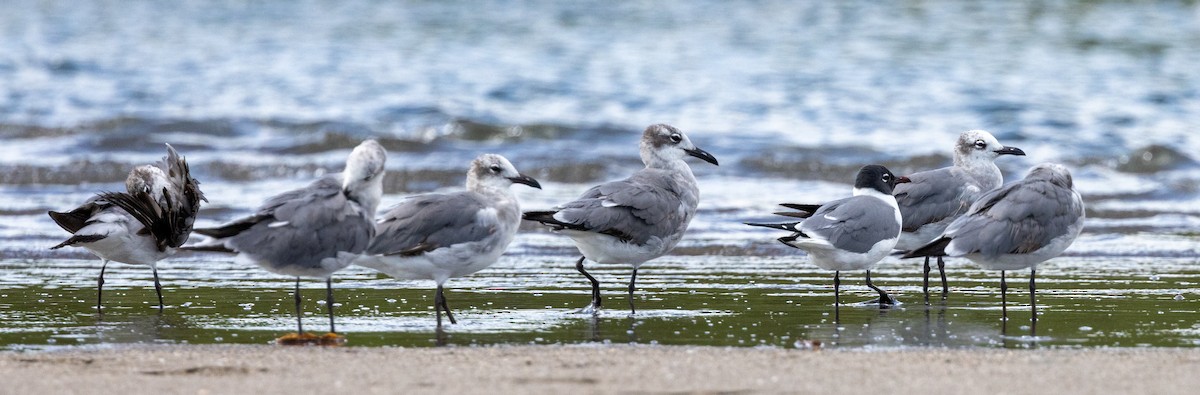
[
  {"x1": 1030, "y1": 268, "x2": 1037, "y2": 335},
  {"x1": 628, "y1": 269, "x2": 638, "y2": 314},
  {"x1": 938, "y1": 256, "x2": 948, "y2": 299},
  {"x1": 922, "y1": 256, "x2": 931, "y2": 303},
  {"x1": 865, "y1": 270, "x2": 893, "y2": 307},
  {"x1": 97, "y1": 260, "x2": 109, "y2": 314},
  {"x1": 152, "y1": 267, "x2": 164, "y2": 312},
  {"x1": 435, "y1": 285, "x2": 457, "y2": 326},
  {"x1": 326, "y1": 277, "x2": 337, "y2": 334},
  {"x1": 1000, "y1": 270, "x2": 1008, "y2": 333},
  {"x1": 294, "y1": 277, "x2": 304, "y2": 335},
  {"x1": 575, "y1": 257, "x2": 601, "y2": 311},
  {"x1": 833, "y1": 271, "x2": 840, "y2": 324}
]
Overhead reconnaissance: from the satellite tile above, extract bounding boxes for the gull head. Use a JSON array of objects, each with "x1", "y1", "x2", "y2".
[
  {"x1": 639, "y1": 124, "x2": 719, "y2": 168},
  {"x1": 853, "y1": 164, "x2": 910, "y2": 196},
  {"x1": 342, "y1": 140, "x2": 388, "y2": 212},
  {"x1": 468, "y1": 153, "x2": 541, "y2": 192},
  {"x1": 125, "y1": 165, "x2": 169, "y2": 200},
  {"x1": 954, "y1": 129, "x2": 1025, "y2": 166},
  {"x1": 1025, "y1": 163, "x2": 1074, "y2": 190}
]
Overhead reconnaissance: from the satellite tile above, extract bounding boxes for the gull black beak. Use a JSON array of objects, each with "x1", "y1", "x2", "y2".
[
  {"x1": 507, "y1": 174, "x2": 542, "y2": 189},
  {"x1": 994, "y1": 146, "x2": 1026, "y2": 156},
  {"x1": 896, "y1": 176, "x2": 912, "y2": 184},
  {"x1": 684, "y1": 147, "x2": 719, "y2": 166}
]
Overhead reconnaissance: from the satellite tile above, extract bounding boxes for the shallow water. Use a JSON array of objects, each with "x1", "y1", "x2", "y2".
[{"x1": 1, "y1": 0, "x2": 1199, "y2": 349}]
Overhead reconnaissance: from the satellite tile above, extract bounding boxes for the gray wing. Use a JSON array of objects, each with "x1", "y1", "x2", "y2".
[
  {"x1": 943, "y1": 179, "x2": 1084, "y2": 258},
  {"x1": 894, "y1": 167, "x2": 974, "y2": 231},
  {"x1": 552, "y1": 169, "x2": 686, "y2": 245},
  {"x1": 367, "y1": 192, "x2": 494, "y2": 256},
  {"x1": 197, "y1": 174, "x2": 374, "y2": 267},
  {"x1": 800, "y1": 196, "x2": 900, "y2": 254}
]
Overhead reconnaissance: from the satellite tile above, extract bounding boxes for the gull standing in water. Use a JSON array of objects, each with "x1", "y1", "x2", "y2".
[
  {"x1": 523, "y1": 124, "x2": 718, "y2": 314},
  {"x1": 188, "y1": 140, "x2": 386, "y2": 344},
  {"x1": 746, "y1": 165, "x2": 909, "y2": 321},
  {"x1": 893, "y1": 130, "x2": 1025, "y2": 299},
  {"x1": 904, "y1": 163, "x2": 1084, "y2": 334},
  {"x1": 356, "y1": 154, "x2": 540, "y2": 327},
  {"x1": 49, "y1": 144, "x2": 205, "y2": 313}
]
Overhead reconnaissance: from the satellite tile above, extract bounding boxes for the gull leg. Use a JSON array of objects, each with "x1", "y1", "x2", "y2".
[
  {"x1": 97, "y1": 259, "x2": 109, "y2": 314},
  {"x1": 628, "y1": 269, "x2": 638, "y2": 314},
  {"x1": 326, "y1": 277, "x2": 337, "y2": 334},
  {"x1": 294, "y1": 277, "x2": 304, "y2": 335},
  {"x1": 865, "y1": 270, "x2": 894, "y2": 307},
  {"x1": 436, "y1": 284, "x2": 457, "y2": 325},
  {"x1": 922, "y1": 256, "x2": 931, "y2": 303},
  {"x1": 575, "y1": 257, "x2": 602, "y2": 312},
  {"x1": 938, "y1": 256, "x2": 948, "y2": 299},
  {"x1": 833, "y1": 271, "x2": 840, "y2": 324},
  {"x1": 1030, "y1": 268, "x2": 1038, "y2": 336},
  {"x1": 1000, "y1": 270, "x2": 1008, "y2": 335},
  {"x1": 153, "y1": 267, "x2": 164, "y2": 312}
]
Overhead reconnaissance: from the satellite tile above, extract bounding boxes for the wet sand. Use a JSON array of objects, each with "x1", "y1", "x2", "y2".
[{"x1": 3, "y1": 345, "x2": 1197, "y2": 394}]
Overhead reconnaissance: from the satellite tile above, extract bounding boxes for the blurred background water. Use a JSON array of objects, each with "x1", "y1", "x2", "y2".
[{"x1": 1, "y1": 0, "x2": 1198, "y2": 349}]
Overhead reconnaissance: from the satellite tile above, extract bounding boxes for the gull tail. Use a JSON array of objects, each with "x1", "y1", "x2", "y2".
[{"x1": 902, "y1": 237, "x2": 952, "y2": 259}]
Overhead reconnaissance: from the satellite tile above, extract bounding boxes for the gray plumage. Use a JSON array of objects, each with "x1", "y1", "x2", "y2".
[
  {"x1": 798, "y1": 196, "x2": 902, "y2": 254},
  {"x1": 367, "y1": 192, "x2": 493, "y2": 256},
  {"x1": 927, "y1": 163, "x2": 1084, "y2": 261},
  {"x1": 550, "y1": 170, "x2": 690, "y2": 245},
  {"x1": 191, "y1": 140, "x2": 387, "y2": 278}
]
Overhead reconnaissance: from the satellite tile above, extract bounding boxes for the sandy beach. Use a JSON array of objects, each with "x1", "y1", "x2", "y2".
[{"x1": 3, "y1": 344, "x2": 1198, "y2": 394}]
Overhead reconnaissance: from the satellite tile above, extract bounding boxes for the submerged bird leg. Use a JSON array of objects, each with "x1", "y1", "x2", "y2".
[
  {"x1": 436, "y1": 284, "x2": 457, "y2": 325},
  {"x1": 833, "y1": 271, "x2": 841, "y2": 324},
  {"x1": 97, "y1": 259, "x2": 109, "y2": 314},
  {"x1": 294, "y1": 277, "x2": 305, "y2": 335},
  {"x1": 938, "y1": 256, "x2": 948, "y2": 299},
  {"x1": 575, "y1": 257, "x2": 602, "y2": 311},
  {"x1": 865, "y1": 270, "x2": 894, "y2": 307},
  {"x1": 326, "y1": 277, "x2": 337, "y2": 334},
  {"x1": 1030, "y1": 268, "x2": 1037, "y2": 336},
  {"x1": 152, "y1": 267, "x2": 164, "y2": 312},
  {"x1": 922, "y1": 256, "x2": 931, "y2": 303},
  {"x1": 628, "y1": 269, "x2": 638, "y2": 314},
  {"x1": 1000, "y1": 270, "x2": 1008, "y2": 328}
]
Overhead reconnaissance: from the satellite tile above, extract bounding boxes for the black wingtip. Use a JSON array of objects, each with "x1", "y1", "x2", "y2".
[
  {"x1": 902, "y1": 237, "x2": 952, "y2": 259},
  {"x1": 744, "y1": 222, "x2": 800, "y2": 232}
]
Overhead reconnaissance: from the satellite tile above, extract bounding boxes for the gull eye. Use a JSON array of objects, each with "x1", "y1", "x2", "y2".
[
  {"x1": 974, "y1": 139, "x2": 987, "y2": 149},
  {"x1": 670, "y1": 134, "x2": 683, "y2": 143},
  {"x1": 882, "y1": 174, "x2": 891, "y2": 182},
  {"x1": 489, "y1": 165, "x2": 502, "y2": 173}
]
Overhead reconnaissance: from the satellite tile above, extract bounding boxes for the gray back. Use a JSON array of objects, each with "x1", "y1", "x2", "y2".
[
  {"x1": 800, "y1": 196, "x2": 900, "y2": 254},
  {"x1": 226, "y1": 174, "x2": 375, "y2": 268},
  {"x1": 943, "y1": 176, "x2": 1084, "y2": 258},
  {"x1": 367, "y1": 192, "x2": 494, "y2": 255},
  {"x1": 554, "y1": 168, "x2": 696, "y2": 245},
  {"x1": 894, "y1": 167, "x2": 979, "y2": 231}
]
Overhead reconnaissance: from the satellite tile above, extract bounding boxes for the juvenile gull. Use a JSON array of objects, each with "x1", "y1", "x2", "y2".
[
  {"x1": 894, "y1": 130, "x2": 1024, "y2": 299},
  {"x1": 904, "y1": 163, "x2": 1084, "y2": 334},
  {"x1": 523, "y1": 124, "x2": 718, "y2": 314},
  {"x1": 356, "y1": 154, "x2": 540, "y2": 327},
  {"x1": 48, "y1": 144, "x2": 205, "y2": 313},
  {"x1": 188, "y1": 140, "x2": 386, "y2": 341},
  {"x1": 746, "y1": 165, "x2": 909, "y2": 321}
]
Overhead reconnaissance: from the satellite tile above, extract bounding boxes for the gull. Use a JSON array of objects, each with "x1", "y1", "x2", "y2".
[
  {"x1": 355, "y1": 154, "x2": 540, "y2": 327},
  {"x1": 523, "y1": 124, "x2": 718, "y2": 314},
  {"x1": 746, "y1": 165, "x2": 909, "y2": 321},
  {"x1": 48, "y1": 144, "x2": 205, "y2": 313},
  {"x1": 894, "y1": 129, "x2": 1025, "y2": 299},
  {"x1": 188, "y1": 140, "x2": 386, "y2": 342},
  {"x1": 904, "y1": 163, "x2": 1084, "y2": 334}
]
